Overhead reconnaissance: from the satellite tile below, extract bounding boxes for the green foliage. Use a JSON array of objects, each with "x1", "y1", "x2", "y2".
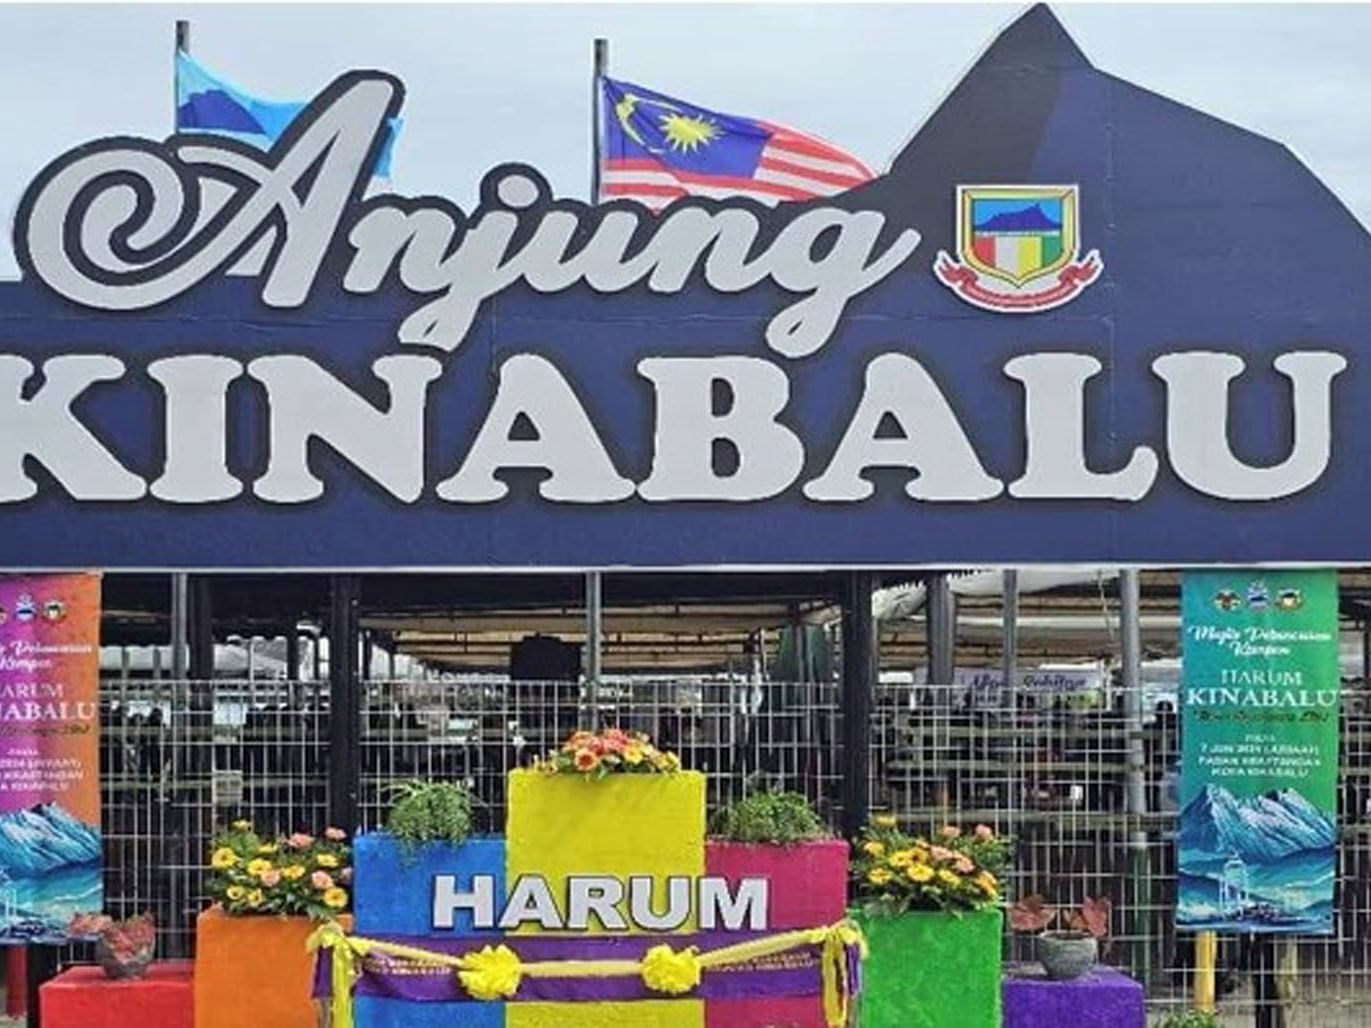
[
  {"x1": 385, "y1": 780, "x2": 473, "y2": 852},
  {"x1": 710, "y1": 790, "x2": 828, "y2": 845},
  {"x1": 1153, "y1": 1011, "x2": 1221, "y2": 1028}
]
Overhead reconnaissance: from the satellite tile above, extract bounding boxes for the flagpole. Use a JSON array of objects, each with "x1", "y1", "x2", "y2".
[
  {"x1": 590, "y1": 37, "x2": 608, "y2": 203},
  {"x1": 174, "y1": 19, "x2": 191, "y2": 134}
]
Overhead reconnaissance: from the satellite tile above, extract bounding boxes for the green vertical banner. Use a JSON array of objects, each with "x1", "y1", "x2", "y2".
[{"x1": 1178, "y1": 570, "x2": 1340, "y2": 934}]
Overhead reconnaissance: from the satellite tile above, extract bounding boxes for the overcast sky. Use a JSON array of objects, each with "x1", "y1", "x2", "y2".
[{"x1": 0, "y1": 3, "x2": 1367, "y2": 276}]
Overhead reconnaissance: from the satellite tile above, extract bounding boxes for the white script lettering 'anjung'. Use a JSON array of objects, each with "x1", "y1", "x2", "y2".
[{"x1": 15, "y1": 73, "x2": 920, "y2": 361}]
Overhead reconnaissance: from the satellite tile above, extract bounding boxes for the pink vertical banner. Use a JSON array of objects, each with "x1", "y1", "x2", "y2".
[{"x1": 0, "y1": 573, "x2": 102, "y2": 942}]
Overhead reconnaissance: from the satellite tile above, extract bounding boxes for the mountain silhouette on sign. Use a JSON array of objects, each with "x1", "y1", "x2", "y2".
[{"x1": 976, "y1": 203, "x2": 1061, "y2": 232}]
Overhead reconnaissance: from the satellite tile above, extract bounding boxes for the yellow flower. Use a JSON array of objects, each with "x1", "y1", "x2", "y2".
[
  {"x1": 458, "y1": 945, "x2": 523, "y2": 1001},
  {"x1": 937, "y1": 869, "x2": 961, "y2": 887},
  {"x1": 246, "y1": 858, "x2": 272, "y2": 877},
  {"x1": 624, "y1": 743, "x2": 646, "y2": 766},
  {"x1": 211, "y1": 847, "x2": 239, "y2": 870},
  {"x1": 257, "y1": 844, "x2": 279, "y2": 855},
  {"x1": 888, "y1": 849, "x2": 916, "y2": 869},
  {"x1": 323, "y1": 887, "x2": 349, "y2": 909},
  {"x1": 225, "y1": 885, "x2": 245, "y2": 901},
  {"x1": 640, "y1": 944, "x2": 702, "y2": 995},
  {"x1": 231, "y1": 819, "x2": 251, "y2": 831},
  {"x1": 867, "y1": 868, "x2": 894, "y2": 886},
  {"x1": 976, "y1": 872, "x2": 999, "y2": 895},
  {"x1": 862, "y1": 841, "x2": 885, "y2": 858},
  {"x1": 872, "y1": 815, "x2": 897, "y2": 829},
  {"x1": 908, "y1": 864, "x2": 934, "y2": 883},
  {"x1": 282, "y1": 865, "x2": 306, "y2": 881},
  {"x1": 245, "y1": 889, "x2": 264, "y2": 908},
  {"x1": 315, "y1": 853, "x2": 340, "y2": 868}
]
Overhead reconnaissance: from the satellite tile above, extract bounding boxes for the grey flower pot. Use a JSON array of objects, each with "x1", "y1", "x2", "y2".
[{"x1": 1038, "y1": 930, "x2": 1098, "y2": 980}]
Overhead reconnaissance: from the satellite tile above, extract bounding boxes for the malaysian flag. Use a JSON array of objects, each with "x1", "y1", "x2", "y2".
[{"x1": 600, "y1": 77, "x2": 874, "y2": 210}]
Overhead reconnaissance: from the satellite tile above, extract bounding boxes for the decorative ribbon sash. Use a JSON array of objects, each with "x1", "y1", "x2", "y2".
[{"x1": 309, "y1": 920, "x2": 866, "y2": 1028}]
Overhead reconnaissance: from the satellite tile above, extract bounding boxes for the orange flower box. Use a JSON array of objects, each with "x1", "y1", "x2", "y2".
[{"x1": 193, "y1": 908, "x2": 349, "y2": 1028}]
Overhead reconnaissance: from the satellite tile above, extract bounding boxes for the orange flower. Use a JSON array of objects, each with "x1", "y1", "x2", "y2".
[
  {"x1": 574, "y1": 749, "x2": 601, "y2": 773},
  {"x1": 564, "y1": 731, "x2": 596, "y2": 752}
]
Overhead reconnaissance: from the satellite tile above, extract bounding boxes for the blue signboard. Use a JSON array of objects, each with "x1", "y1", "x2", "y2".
[{"x1": 0, "y1": 7, "x2": 1367, "y2": 569}]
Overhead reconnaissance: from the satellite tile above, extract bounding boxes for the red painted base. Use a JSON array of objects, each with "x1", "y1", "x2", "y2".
[{"x1": 40, "y1": 961, "x2": 193, "y2": 1028}]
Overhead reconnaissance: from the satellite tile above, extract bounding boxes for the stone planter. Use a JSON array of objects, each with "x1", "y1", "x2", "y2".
[
  {"x1": 705, "y1": 838, "x2": 850, "y2": 1028},
  {"x1": 1037, "y1": 930, "x2": 1098, "y2": 981},
  {"x1": 853, "y1": 907, "x2": 1003, "y2": 1028},
  {"x1": 194, "y1": 907, "x2": 349, "y2": 1028}
]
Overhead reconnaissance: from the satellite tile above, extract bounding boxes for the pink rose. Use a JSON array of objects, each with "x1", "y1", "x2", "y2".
[
  {"x1": 955, "y1": 858, "x2": 975, "y2": 875},
  {"x1": 259, "y1": 869, "x2": 282, "y2": 887},
  {"x1": 311, "y1": 871, "x2": 334, "y2": 890},
  {"x1": 929, "y1": 846, "x2": 955, "y2": 862},
  {"x1": 325, "y1": 827, "x2": 347, "y2": 841},
  {"x1": 287, "y1": 833, "x2": 315, "y2": 849},
  {"x1": 338, "y1": 867, "x2": 353, "y2": 884},
  {"x1": 939, "y1": 825, "x2": 962, "y2": 839},
  {"x1": 974, "y1": 824, "x2": 995, "y2": 840}
]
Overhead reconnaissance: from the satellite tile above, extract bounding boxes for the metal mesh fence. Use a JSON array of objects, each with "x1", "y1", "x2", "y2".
[{"x1": 86, "y1": 666, "x2": 1371, "y2": 1022}]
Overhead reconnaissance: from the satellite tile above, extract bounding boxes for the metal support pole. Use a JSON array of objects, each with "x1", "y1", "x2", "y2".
[
  {"x1": 170, "y1": 573, "x2": 188, "y2": 681},
  {"x1": 285, "y1": 631, "x2": 301, "y2": 682},
  {"x1": 361, "y1": 630, "x2": 375, "y2": 684},
  {"x1": 174, "y1": 20, "x2": 190, "y2": 137},
  {"x1": 840, "y1": 571, "x2": 876, "y2": 839},
  {"x1": 188, "y1": 578, "x2": 214, "y2": 681},
  {"x1": 1002, "y1": 569, "x2": 1020, "y2": 832},
  {"x1": 1121, "y1": 568, "x2": 1151, "y2": 987},
  {"x1": 590, "y1": 39, "x2": 608, "y2": 202},
  {"x1": 165, "y1": 575, "x2": 213, "y2": 958},
  {"x1": 328, "y1": 575, "x2": 362, "y2": 833},
  {"x1": 25, "y1": 945, "x2": 58, "y2": 1028},
  {"x1": 926, "y1": 573, "x2": 955, "y2": 685},
  {"x1": 585, "y1": 571, "x2": 603, "y2": 721}
]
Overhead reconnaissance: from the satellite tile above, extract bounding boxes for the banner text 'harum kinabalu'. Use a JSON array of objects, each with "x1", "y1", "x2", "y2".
[{"x1": 2, "y1": 73, "x2": 1352, "y2": 509}]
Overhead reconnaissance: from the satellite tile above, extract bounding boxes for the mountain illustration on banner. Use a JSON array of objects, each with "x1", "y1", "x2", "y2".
[
  {"x1": 975, "y1": 204, "x2": 1061, "y2": 232},
  {"x1": 0, "y1": 803, "x2": 101, "y2": 941},
  {"x1": 1178, "y1": 784, "x2": 1336, "y2": 933}
]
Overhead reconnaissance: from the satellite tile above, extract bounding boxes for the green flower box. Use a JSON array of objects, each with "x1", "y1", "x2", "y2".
[{"x1": 853, "y1": 907, "x2": 1003, "y2": 1028}]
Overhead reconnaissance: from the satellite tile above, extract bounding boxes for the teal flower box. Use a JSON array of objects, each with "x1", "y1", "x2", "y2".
[{"x1": 853, "y1": 907, "x2": 1003, "y2": 1028}]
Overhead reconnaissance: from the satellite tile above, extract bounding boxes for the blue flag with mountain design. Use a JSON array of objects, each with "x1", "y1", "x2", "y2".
[{"x1": 175, "y1": 52, "x2": 400, "y2": 178}]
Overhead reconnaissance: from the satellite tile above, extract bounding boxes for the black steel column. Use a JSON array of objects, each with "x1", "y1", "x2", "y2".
[
  {"x1": 328, "y1": 575, "x2": 362, "y2": 833},
  {"x1": 188, "y1": 577, "x2": 214, "y2": 682},
  {"x1": 285, "y1": 631, "x2": 301, "y2": 682},
  {"x1": 926, "y1": 572, "x2": 955, "y2": 685},
  {"x1": 166, "y1": 575, "x2": 213, "y2": 958},
  {"x1": 840, "y1": 571, "x2": 876, "y2": 840},
  {"x1": 25, "y1": 945, "x2": 59, "y2": 1028}
]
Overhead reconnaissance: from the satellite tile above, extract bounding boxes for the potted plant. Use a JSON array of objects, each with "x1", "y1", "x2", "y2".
[
  {"x1": 68, "y1": 912, "x2": 156, "y2": 979},
  {"x1": 1010, "y1": 894, "x2": 1112, "y2": 981},
  {"x1": 707, "y1": 791, "x2": 848, "y2": 1027},
  {"x1": 194, "y1": 821, "x2": 352, "y2": 1028},
  {"x1": 851, "y1": 818, "x2": 1010, "y2": 1028}
]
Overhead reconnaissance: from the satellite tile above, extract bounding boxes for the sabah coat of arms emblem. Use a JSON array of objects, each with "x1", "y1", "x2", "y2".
[{"x1": 934, "y1": 184, "x2": 1103, "y2": 312}]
